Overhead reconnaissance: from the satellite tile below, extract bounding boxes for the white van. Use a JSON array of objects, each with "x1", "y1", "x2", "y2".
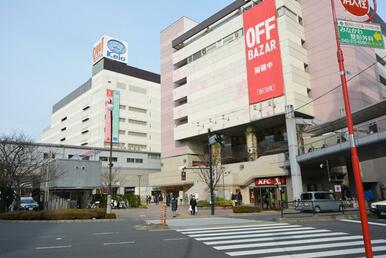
[{"x1": 300, "y1": 191, "x2": 343, "y2": 213}]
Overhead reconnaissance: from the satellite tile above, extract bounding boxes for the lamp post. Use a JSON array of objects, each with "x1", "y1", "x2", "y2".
[
  {"x1": 106, "y1": 101, "x2": 114, "y2": 214},
  {"x1": 208, "y1": 129, "x2": 215, "y2": 216},
  {"x1": 138, "y1": 175, "x2": 142, "y2": 204},
  {"x1": 320, "y1": 160, "x2": 331, "y2": 190}
]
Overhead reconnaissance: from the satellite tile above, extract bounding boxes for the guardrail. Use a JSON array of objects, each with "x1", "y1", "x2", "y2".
[{"x1": 279, "y1": 199, "x2": 350, "y2": 218}]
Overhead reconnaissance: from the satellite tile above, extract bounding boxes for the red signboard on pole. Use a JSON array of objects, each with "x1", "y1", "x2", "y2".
[
  {"x1": 339, "y1": 0, "x2": 369, "y2": 17},
  {"x1": 243, "y1": 0, "x2": 284, "y2": 105}
]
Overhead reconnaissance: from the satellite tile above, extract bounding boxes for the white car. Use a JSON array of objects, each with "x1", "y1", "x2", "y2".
[
  {"x1": 20, "y1": 197, "x2": 39, "y2": 211},
  {"x1": 370, "y1": 200, "x2": 386, "y2": 218}
]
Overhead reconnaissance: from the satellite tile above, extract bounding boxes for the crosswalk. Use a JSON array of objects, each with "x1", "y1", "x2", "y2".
[{"x1": 176, "y1": 222, "x2": 386, "y2": 257}]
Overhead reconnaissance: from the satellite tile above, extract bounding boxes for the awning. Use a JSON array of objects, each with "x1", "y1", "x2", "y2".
[{"x1": 304, "y1": 99, "x2": 386, "y2": 136}]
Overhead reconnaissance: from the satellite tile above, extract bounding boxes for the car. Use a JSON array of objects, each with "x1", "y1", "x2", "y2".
[
  {"x1": 300, "y1": 191, "x2": 344, "y2": 213},
  {"x1": 19, "y1": 197, "x2": 39, "y2": 211},
  {"x1": 370, "y1": 200, "x2": 386, "y2": 218}
]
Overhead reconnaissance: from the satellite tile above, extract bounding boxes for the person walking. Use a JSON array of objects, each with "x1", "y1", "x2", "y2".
[
  {"x1": 171, "y1": 196, "x2": 178, "y2": 218},
  {"x1": 237, "y1": 191, "x2": 243, "y2": 206},
  {"x1": 190, "y1": 195, "x2": 197, "y2": 216}
]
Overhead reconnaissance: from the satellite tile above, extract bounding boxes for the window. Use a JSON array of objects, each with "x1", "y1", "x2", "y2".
[
  {"x1": 304, "y1": 63, "x2": 309, "y2": 72},
  {"x1": 148, "y1": 154, "x2": 160, "y2": 159},
  {"x1": 119, "y1": 118, "x2": 126, "y2": 122},
  {"x1": 277, "y1": 6, "x2": 298, "y2": 22},
  {"x1": 380, "y1": 76, "x2": 386, "y2": 87},
  {"x1": 127, "y1": 158, "x2": 135, "y2": 163},
  {"x1": 81, "y1": 142, "x2": 88, "y2": 146},
  {"x1": 119, "y1": 105, "x2": 126, "y2": 110},
  {"x1": 112, "y1": 157, "x2": 118, "y2": 162},
  {"x1": 128, "y1": 106, "x2": 147, "y2": 113},
  {"x1": 117, "y1": 82, "x2": 126, "y2": 90},
  {"x1": 129, "y1": 85, "x2": 147, "y2": 94},
  {"x1": 175, "y1": 97, "x2": 187, "y2": 107},
  {"x1": 128, "y1": 144, "x2": 147, "y2": 151},
  {"x1": 135, "y1": 159, "x2": 143, "y2": 163},
  {"x1": 99, "y1": 156, "x2": 108, "y2": 161},
  {"x1": 43, "y1": 153, "x2": 55, "y2": 159},
  {"x1": 314, "y1": 192, "x2": 335, "y2": 200},
  {"x1": 175, "y1": 116, "x2": 188, "y2": 126},
  {"x1": 60, "y1": 137, "x2": 66, "y2": 142},
  {"x1": 128, "y1": 131, "x2": 147, "y2": 137},
  {"x1": 61, "y1": 127, "x2": 66, "y2": 131},
  {"x1": 82, "y1": 105, "x2": 90, "y2": 111},
  {"x1": 61, "y1": 116, "x2": 67, "y2": 122},
  {"x1": 377, "y1": 54, "x2": 386, "y2": 66},
  {"x1": 119, "y1": 130, "x2": 126, "y2": 135},
  {"x1": 128, "y1": 119, "x2": 147, "y2": 126},
  {"x1": 82, "y1": 117, "x2": 89, "y2": 123},
  {"x1": 81, "y1": 130, "x2": 89, "y2": 134}
]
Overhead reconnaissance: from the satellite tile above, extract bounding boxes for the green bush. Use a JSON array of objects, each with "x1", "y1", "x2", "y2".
[
  {"x1": 216, "y1": 199, "x2": 233, "y2": 207},
  {"x1": 197, "y1": 200, "x2": 210, "y2": 207},
  {"x1": 0, "y1": 209, "x2": 116, "y2": 220},
  {"x1": 123, "y1": 194, "x2": 140, "y2": 208},
  {"x1": 232, "y1": 206, "x2": 261, "y2": 213}
]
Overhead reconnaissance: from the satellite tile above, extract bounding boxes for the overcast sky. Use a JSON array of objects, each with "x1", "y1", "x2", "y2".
[{"x1": 0, "y1": 0, "x2": 385, "y2": 140}]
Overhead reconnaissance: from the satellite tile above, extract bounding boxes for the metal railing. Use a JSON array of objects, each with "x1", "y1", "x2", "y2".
[
  {"x1": 299, "y1": 116, "x2": 386, "y2": 155},
  {"x1": 279, "y1": 199, "x2": 348, "y2": 218}
]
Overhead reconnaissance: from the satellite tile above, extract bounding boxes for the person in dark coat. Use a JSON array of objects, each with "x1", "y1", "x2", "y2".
[
  {"x1": 190, "y1": 196, "x2": 197, "y2": 215},
  {"x1": 237, "y1": 191, "x2": 243, "y2": 206},
  {"x1": 171, "y1": 196, "x2": 178, "y2": 217}
]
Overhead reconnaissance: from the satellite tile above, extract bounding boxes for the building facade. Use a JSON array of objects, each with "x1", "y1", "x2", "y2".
[{"x1": 150, "y1": 0, "x2": 386, "y2": 207}]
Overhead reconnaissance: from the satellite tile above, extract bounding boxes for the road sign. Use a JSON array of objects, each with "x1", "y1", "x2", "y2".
[
  {"x1": 338, "y1": 19, "x2": 384, "y2": 49},
  {"x1": 339, "y1": 0, "x2": 369, "y2": 17}
]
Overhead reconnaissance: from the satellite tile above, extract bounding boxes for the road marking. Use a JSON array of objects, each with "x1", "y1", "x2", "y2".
[
  {"x1": 341, "y1": 219, "x2": 386, "y2": 227},
  {"x1": 188, "y1": 226, "x2": 307, "y2": 238},
  {"x1": 181, "y1": 224, "x2": 300, "y2": 235},
  {"x1": 226, "y1": 240, "x2": 386, "y2": 256},
  {"x1": 92, "y1": 232, "x2": 119, "y2": 235},
  {"x1": 203, "y1": 232, "x2": 348, "y2": 245},
  {"x1": 215, "y1": 235, "x2": 363, "y2": 250},
  {"x1": 176, "y1": 223, "x2": 289, "y2": 232},
  {"x1": 55, "y1": 238, "x2": 62, "y2": 240},
  {"x1": 35, "y1": 245, "x2": 72, "y2": 250},
  {"x1": 103, "y1": 241, "x2": 135, "y2": 246},
  {"x1": 163, "y1": 238, "x2": 190, "y2": 241},
  {"x1": 269, "y1": 246, "x2": 386, "y2": 258},
  {"x1": 195, "y1": 228, "x2": 324, "y2": 241}
]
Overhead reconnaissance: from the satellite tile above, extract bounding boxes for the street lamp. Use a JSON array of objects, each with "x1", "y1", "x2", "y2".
[
  {"x1": 137, "y1": 175, "x2": 142, "y2": 204},
  {"x1": 320, "y1": 160, "x2": 331, "y2": 190},
  {"x1": 106, "y1": 100, "x2": 114, "y2": 214}
]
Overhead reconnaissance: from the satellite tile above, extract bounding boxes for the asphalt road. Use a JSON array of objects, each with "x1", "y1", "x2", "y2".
[{"x1": 0, "y1": 216, "x2": 385, "y2": 258}]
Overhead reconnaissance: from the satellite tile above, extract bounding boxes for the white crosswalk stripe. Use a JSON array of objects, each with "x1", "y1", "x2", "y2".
[{"x1": 176, "y1": 222, "x2": 386, "y2": 257}]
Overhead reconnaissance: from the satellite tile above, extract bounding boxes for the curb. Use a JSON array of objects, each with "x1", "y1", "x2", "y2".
[
  {"x1": 0, "y1": 218, "x2": 125, "y2": 223},
  {"x1": 272, "y1": 214, "x2": 360, "y2": 223},
  {"x1": 134, "y1": 223, "x2": 170, "y2": 231}
]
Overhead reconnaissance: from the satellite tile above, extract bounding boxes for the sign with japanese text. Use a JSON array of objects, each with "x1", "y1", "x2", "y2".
[
  {"x1": 93, "y1": 35, "x2": 128, "y2": 65},
  {"x1": 339, "y1": 0, "x2": 369, "y2": 17},
  {"x1": 255, "y1": 177, "x2": 286, "y2": 186},
  {"x1": 104, "y1": 89, "x2": 120, "y2": 143},
  {"x1": 338, "y1": 19, "x2": 384, "y2": 49},
  {"x1": 243, "y1": 0, "x2": 284, "y2": 105}
]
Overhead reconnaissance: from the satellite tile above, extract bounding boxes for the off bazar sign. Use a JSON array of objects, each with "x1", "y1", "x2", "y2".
[
  {"x1": 255, "y1": 177, "x2": 286, "y2": 186},
  {"x1": 339, "y1": 0, "x2": 369, "y2": 17},
  {"x1": 338, "y1": 19, "x2": 384, "y2": 49},
  {"x1": 243, "y1": 0, "x2": 284, "y2": 105}
]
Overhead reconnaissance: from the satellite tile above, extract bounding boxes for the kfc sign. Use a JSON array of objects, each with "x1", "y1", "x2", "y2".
[
  {"x1": 255, "y1": 177, "x2": 286, "y2": 186},
  {"x1": 243, "y1": 0, "x2": 284, "y2": 105},
  {"x1": 339, "y1": 0, "x2": 369, "y2": 17}
]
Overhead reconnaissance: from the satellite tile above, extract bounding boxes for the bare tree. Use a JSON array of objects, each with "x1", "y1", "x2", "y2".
[
  {"x1": 197, "y1": 144, "x2": 225, "y2": 192},
  {"x1": 100, "y1": 167, "x2": 126, "y2": 194},
  {"x1": 0, "y1": 133, "x2": 49, "y2": 212}
]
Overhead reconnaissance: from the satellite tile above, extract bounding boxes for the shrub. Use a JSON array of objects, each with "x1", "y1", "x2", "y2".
[
  {"x1": 138, "y1": 204, "x2": 148, "y2": 209},
  {"x1": 0, "y1": 209, "x2": 116, "y2": 220},
  {"x1": 216, "y1": 199, "x2": 233, "y2": 207},
  {"x1": 197, "y1": 200, "x2": 210, "y2": 207},
  {"x1": 232, "y1": 206, "x2": 261, "y2": 213}
]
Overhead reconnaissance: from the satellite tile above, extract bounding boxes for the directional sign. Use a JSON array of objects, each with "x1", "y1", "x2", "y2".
[{"x1": 338, "y1": 19, "x2": 384, "y2": 49}]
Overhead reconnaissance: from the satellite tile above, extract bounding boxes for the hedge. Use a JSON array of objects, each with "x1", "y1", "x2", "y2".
[
  {"x1": 197, "y1": 198, "x2": 233, "y2": 208},
  {"x1": 0, "y1": 208, "x2": 116, "y2": 220},
  {"x1": 232, "y1": 206, "x2": 261, "y2": 213}
]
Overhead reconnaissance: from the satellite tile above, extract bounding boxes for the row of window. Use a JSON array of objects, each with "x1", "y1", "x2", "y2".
[
  {"x1": 118, "y1": 118, "x2": 148, "y2": 126},
  {"x1": 99, "y1": 153, "x2": 160, "y2": 163},
  {"x1": 116, "y1": 82, "x2": 147, "y2": 95},
  {"x1": 118, "y1": 130, "x2": 148, "y2": 138}
]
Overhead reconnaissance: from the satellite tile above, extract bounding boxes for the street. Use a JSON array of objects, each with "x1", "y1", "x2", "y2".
[{"x1": 0, "y1": 213, "x2": 385, "y2": 258}]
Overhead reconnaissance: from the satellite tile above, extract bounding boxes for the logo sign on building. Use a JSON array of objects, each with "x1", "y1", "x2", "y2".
[
  {"x1": 92, "y1": 35, "x2": 128, "y2": 65},
  {"x1": 243, "y1": 0, "x2": 284, "y2": 105},
  {"x1": 255, "y1": 177, "x2": 286, "y2": 186},
  {"x1": 104, "y1": 89, "x2": 120, "y2": 143},
  {"x1": 338, "y1": 19, "x2": 384, "y2": 49},
  {"x1": 339, "y1": 0, "x2": 369, "y2": 17}
]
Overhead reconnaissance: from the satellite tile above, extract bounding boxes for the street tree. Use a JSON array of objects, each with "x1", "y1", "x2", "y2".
[{"x1": 0, "y1": 133, "x2": 48, "y2": 212}]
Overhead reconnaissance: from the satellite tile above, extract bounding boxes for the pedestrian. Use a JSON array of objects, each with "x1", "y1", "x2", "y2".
[
  {"x1": 237, "y1": 191, "x2": 243, "y2": 206},
  {"x1": 190, "y1": 195, "x2": 197, "y2": 216},
  {"x1": 364, "y1": 190, "x2": 374, "y2": 209},
  {"x1": 171, "y1": 196, "x2": 178, "y2": 217},
  {"x1": 231, "y1": 193, "x2": 236, "y2": 206}
]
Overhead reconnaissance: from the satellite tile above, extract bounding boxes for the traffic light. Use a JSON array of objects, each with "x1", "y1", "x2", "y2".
[
  {"x1": 215, "y1": 134, "x2": 224, "y2": 145},
  {"x1": 181, "y1": 170, "x2": 186, "y2": 181}
]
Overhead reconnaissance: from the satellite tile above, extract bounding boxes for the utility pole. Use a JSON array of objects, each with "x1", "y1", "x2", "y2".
[
  {"x1": 208, "y1": 129, "x2": 215, "y2": 216},
  {"x1": 330, "y1": 1, "x2": 373, "y2": 256},
  {"x1": 106, "y1": 101, "x2": 114, "y2": 214}
]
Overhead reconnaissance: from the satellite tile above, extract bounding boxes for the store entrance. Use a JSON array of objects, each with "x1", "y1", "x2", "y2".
[{"x1": 250, "y1": 186, "x2": 287, "y2": 210}]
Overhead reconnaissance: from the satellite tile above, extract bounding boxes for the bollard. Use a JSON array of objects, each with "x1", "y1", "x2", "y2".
[{"x1": 160, "y1": 204, "x2": 167, "y2": 225}]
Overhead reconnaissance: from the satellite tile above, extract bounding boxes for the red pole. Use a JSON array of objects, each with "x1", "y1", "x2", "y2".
[{"x1": 330, "y1": 1, "x2": 373, "y2": 257}]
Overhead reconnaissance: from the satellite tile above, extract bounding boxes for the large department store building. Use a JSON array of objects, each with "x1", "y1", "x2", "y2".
[
  {"x1": 40, "y1": 36, "x2": 162, "y2": 198},
  {"x1": 149, "y1": 0, "x2": 386, "y2": 206}
]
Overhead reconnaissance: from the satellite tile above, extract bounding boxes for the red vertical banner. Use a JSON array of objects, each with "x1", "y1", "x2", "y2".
[
  {"x1": 243, "y1": 0, "x2": 284, "y2": 105},
  {"x1": 105, "y1": 89, "x2": 113, "y2": 142}
]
